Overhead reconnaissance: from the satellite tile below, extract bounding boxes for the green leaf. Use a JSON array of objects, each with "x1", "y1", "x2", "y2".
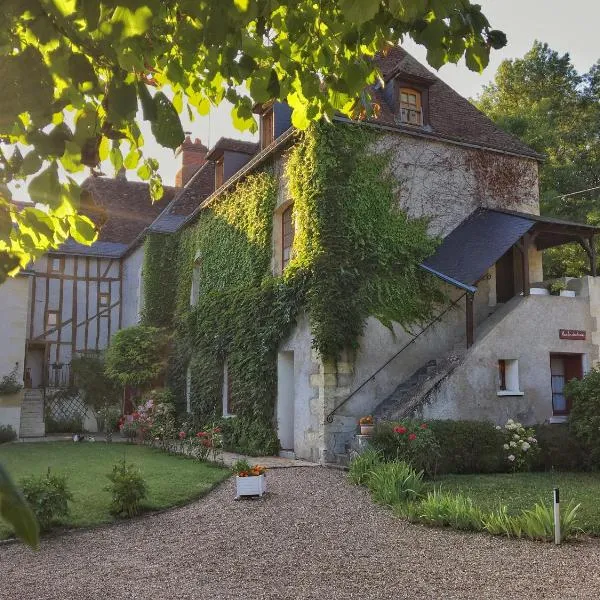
[
  {"x1": 137, "y1": 81, "x2": 157, "y2": 121},
  {"x1": 137, "y1": 162, "x2": 152, "y2": 180},
  {"x1": 68, "y1": 215, "x2": 97, "y2": 245},
  {"x1": 123, "y1": 147, "x2": 140, "y2": 169},
  {"x1": 0, "y1": 463, "x2": 39, "y2": 549},
  {"x1": 21, "y1": 152, "x2": 42, "y2": 176},
  {"x1": 80, "y1": 0, "x2": 100, "y2": 30},
  {"x1": 68, "y1": 53, "x2": 98, "y2": 88},
  {"x1": 150, "y1": 92, "x2": 185, "y2": 149},
  {"x1": 109, "y1": 145, "x2": 123, "y2": 172},
  {"x1": 105, "y1": 78, "x2": 138, "y2": 123},
  {"x1": 389, "y1": 0, "x2": 428, "y2": 22},
  {"x1": 28, "y1": 163, "x2": 61, "y2": 207},
  {"x1": 465, "y1": 42, "x2": 490, "y2": 73},
  {"x1": 111, "y1": 6, "x2": 153, "y2": 39},
  {"x1": 234, "y1": 0, "x2": 249, "y2": 11},
  {"x1": 339, "y1": 0, "x2": 380, "y2": 24}
]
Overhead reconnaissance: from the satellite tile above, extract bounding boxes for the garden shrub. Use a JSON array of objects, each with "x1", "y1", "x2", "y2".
[
  {"x1": 105, "y1": 326, "x2": 171, "y2": 388},
  {"x1": 366, "y1": 460, "x2": 425, "y2": 505},
  {"x1": 0, "y1": 424, "x2": 17, "y2": 443},
  {"x1": 369, "y1": 421, "x2": 440, "y2": 475},
  {"x1": 21, "y1": 470, "x2": 73, "y2": 531},
  {"x1": 70, "y1": 353, "x2": 121, "y2": 411},
  {"x1": 348, "y1": 448, "x2": 382, "y2": 486},
  {"x1": 515, "y1": 500, "x2": 581, "y2": 541},
  {"x1": 566, "y1": 368, "x2": 600, "y2": 465},
  {"x1": 530, "y1": 424, "x2": 591, "y2": 471},
  {"x1": 45, "y1": 414, "x2": 84, "y2": 434},
  {"x1": 220, "y1": 416, "x2": 279, "y2": 457},
  {"x1": 498, "y1": 419, "x2": 539, "y2": 471},
  {"x1": 0, "y1": 364, "x2": 22, "y2": 395},
  {"x1": 105, "y1": 460, "x2": 148, "y2": 518}
]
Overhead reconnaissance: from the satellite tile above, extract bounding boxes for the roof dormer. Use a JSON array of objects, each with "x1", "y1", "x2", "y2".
[
  {"x1": 254, "y1": 101, "x2": 292, "y2": 150},
  {"x1": 382, "y1": 71, "x2": 434, "y2": 129},
  {"x1": 205, "y1": 138, "x2": 259, "y2": 189}
]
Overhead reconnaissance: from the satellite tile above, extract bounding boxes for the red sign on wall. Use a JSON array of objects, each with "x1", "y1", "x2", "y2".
[{"x1": 559, "y1": 329, "x2": 586, "y2": 340}]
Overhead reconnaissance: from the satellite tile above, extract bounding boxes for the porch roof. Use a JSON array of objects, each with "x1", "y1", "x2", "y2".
[{"x1": 421, "y1": 208, "x2": 600, "y2": 291}]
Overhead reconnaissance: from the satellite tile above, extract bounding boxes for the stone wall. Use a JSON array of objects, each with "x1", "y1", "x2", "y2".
[{"x1": 419, "y1": 278, "x2": 600, "y2": 424}]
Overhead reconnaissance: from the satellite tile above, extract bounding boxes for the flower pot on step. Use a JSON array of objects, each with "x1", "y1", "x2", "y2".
[{"x1": 360, "y1": 424, "x2": 374, "y2": 436}]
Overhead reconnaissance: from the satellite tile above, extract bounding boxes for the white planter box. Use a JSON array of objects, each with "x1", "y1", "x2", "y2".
[
  {"x1": 235, "y1": 474, "x2": 267, "y2": 499},
  {"x1": 530, "y1": 287, "x2": 550, "y2": 295},
  {"x1": 560, "y1": 290, "x2": 576, "y2": 297}
]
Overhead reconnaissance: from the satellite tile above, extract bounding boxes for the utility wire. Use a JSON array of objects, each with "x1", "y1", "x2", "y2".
[{"x1": 554, "y1": 185, "x2": 600, "y2": 200}]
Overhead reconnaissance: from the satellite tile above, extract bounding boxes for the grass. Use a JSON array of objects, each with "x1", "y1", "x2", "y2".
[
  {"x1": 436, "y1": 471, "x2": 600, "y2": 535},
  {"x1": 0, "y1": 442, "x2": 229, "y2": 539}
]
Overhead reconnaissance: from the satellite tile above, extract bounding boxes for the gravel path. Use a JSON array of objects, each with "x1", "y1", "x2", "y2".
[{"x1": 3, "y1": 468, "x2": 600, "y2": 599}]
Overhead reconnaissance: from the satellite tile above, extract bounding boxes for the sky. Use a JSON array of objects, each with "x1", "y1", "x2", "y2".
[{"x1": 149, "y1": 0, "x2": 600, "y2": 188}]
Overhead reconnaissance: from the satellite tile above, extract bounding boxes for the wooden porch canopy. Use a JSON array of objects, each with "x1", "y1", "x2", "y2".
[{"x1": 420, "y1": 207, "x2": 600, "y2": 347}]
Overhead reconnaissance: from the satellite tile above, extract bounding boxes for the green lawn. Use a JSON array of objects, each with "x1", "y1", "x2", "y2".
[
  {"x1": 0, "y1": 442, "x2": 229, "y2": 539},
  {"x1": 436, "y1": 472, "x2": 600, "y2": 535}
]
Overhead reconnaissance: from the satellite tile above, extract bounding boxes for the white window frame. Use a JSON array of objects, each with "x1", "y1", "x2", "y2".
[{"x1": 497, "y1": 358, "x2": 523, "y2": 396}]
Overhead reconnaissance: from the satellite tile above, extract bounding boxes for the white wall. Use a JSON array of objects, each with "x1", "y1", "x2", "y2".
[
  {"x1": 121, "y1": 245, "x2": 145, "y2": 329},
  {"x1": 0, "y1": 274, "x2": 31, "y2": 436}
]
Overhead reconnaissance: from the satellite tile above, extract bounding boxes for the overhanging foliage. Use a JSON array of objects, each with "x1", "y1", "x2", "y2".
[{"x1": 0, "y1": 1, "x2": 506, "y2": 280}]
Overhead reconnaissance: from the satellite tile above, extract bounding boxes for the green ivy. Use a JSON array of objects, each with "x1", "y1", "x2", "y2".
[
  {"x1": 286, "y1": 122, "x2": 443, "y2": 357},
  {"x1": 142, "y1": 122, "x2": 442, "y2": 453}
]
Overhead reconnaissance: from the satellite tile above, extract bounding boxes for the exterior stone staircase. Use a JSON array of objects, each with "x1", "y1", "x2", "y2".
[
  {"x1": 374, "y1": 343, "x2": 466, "y2": 422},
  {"x1": 19, "y1": 390, "x2": 45, "y2": 438}
]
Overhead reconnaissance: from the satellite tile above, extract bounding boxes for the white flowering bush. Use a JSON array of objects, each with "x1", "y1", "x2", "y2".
[{"x1": 496, "y1": 419, "x2": 539, "y2": 472}]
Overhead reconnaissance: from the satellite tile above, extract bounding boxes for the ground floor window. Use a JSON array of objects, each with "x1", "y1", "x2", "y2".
[
  {"x1": 497, "y1": 359, "x2": 522, "y2": 395},
  {"x1": 550, "y1": 353, "x2": 583, "y2": 416}
]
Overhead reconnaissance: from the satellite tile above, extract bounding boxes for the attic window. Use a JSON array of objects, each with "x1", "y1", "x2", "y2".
[
  {"x1": 261, "y1": 107, "x2": 274, "y2": 149},
  {"x1": 215, "y1": 157, "x2": 224, "y2": 188},
  {"x1": 399, "y1": 88, "x2": 422, "y2": 126}
]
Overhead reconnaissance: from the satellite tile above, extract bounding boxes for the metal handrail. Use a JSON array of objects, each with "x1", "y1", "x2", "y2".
[{"x1": 325, "y1": 293, "x2": 468, "y2": 423}]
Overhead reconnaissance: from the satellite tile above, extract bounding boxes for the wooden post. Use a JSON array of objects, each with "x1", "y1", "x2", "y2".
[
  {"x1": 522, "y1": 233, "x2": 531, "y2": 296},
  {"x1": 590, "y1": 235, "x2": 597, "y2": 277},
  {"x1": 466, "y1": 293, "x2": 474, "y2": 348}
]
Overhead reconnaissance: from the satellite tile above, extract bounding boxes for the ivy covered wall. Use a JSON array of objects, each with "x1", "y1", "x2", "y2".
[{"x1": 141, "y1": 122, "x2": 442, "y2": 454}]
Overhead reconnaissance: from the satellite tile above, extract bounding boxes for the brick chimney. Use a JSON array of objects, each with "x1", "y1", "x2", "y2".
[{"x1": 175, "y1": 136, "x2": 208, "y2": 186}]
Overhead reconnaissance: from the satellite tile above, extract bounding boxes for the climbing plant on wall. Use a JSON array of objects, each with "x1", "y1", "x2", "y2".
[
  {"x1": 286, "y1": 122, "x2": 444, "y2": 358},
  {"x1": 142, "y1": 122, "x2": 443, "y2": 454}
]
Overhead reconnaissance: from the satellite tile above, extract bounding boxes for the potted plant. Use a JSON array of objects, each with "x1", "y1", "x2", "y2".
[
  {"x1": 549, "y1": 280, "x2": 568, "y2": 296},
  {"x1": 359, "y1": 415, "x2": 374, "y2": 436},
  {"x1": 232, "y1": 459, "x2": 267, "y2": 499}
]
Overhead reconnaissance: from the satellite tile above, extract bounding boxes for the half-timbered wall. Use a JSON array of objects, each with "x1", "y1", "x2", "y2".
[{"x1": 26, "y1": 254, "x2": 122, "y2": 387}]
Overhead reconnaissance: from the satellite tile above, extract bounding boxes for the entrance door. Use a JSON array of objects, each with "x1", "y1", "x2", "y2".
[
  {"x1": 550, "y1": 354, "x2": 583, "y2": 415},
  {"x1": 25, "y1": 345, "x2": 46, "y2": 389},
  {"x1": 277, "y1": 352, "x2": 294, "y2": 451},
  {"x1": 496, "y1": 248, "x2": 515, "y2": 303}
]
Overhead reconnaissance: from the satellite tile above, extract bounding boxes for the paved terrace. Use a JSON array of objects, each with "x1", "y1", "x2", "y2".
[{"x1": 3, "y1": 467, "x2": 600, "y2": 599}]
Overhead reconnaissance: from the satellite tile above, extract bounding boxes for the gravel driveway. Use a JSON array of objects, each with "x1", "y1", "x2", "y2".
[{"x1": 3, "y1": 467, "x2": 600, "y2": 599}]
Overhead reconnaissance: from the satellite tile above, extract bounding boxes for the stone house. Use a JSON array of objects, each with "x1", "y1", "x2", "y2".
[{"x1": 1, "y1": 47, "x2": 598, "y2": 460}]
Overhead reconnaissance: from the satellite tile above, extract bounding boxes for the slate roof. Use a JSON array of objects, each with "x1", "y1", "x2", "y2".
[
  {"x1": 368, "y1": 47, "x2": 542, "y2": 160},
  {"x1": 205, "y1": 138, "x2": 259, "y2": 160},
  {"x1": 50, "y1": 239, "x2": 129, "y2": 258},
  {"x1": 149, "y1": 161, "x2": 216, "y2": 233},
  {"x1": 79, "y1": 177, "x2": 177, "y2": 246},
  {"x1": 422, "y1": 208, "x2": 600, "y2": 290}
]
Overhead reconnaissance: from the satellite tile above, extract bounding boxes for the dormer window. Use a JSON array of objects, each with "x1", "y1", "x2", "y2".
[
  {"x1": 215, "y1": 157, "x2": 224, "y2": 188},
  {"x1": 261, "y1": 107, "x2": 274, "y2": 149},
  {"x1": 399, "y1": 88, "x2": 422, "y2": 126}
]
